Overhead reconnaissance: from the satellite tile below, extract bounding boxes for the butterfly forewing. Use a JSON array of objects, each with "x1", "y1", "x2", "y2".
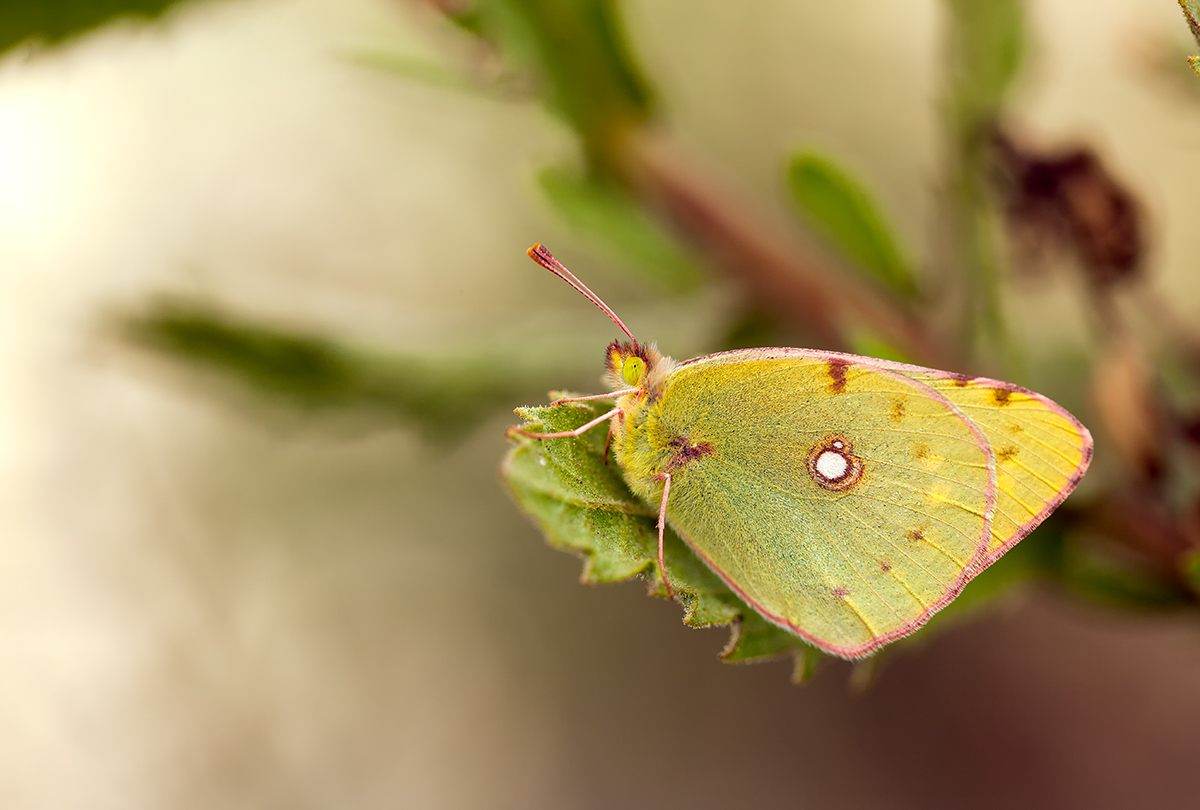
[{"x1": 638, "y1": 354, "x2": 998, "y2": 658}]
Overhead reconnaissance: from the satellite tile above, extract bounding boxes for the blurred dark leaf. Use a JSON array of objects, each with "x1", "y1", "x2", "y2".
[
  {"x1": 538, "y1": 165, "x2": 704, "y2": 293},
  {"x1": 1181, "y1": 549, "x2": 1200, "y2": 597},
  {"x1": 1060, "y1": 535, "x2": 1193, "y2": 610},
  {"x1": 992, "y1": 131, "x2": 1144, "y2": 288},
  {"x1": 946, "y1": 0, "x2": 1025, "y2": 135},
  {"x1": 125, "y1": 300, "x2": 535, "y2": 439},
  {"x1": 456, "y1": 0, "x2": 654, "y2": 166},
  {"x1": 721, "y1": 308, "x2": 789, "y2": 352},
  {"x1": 844, "y1": 331, "x2": 911, "y2": 365},
  {"x1": 921, "y1": 510, "x2": 1067, "y2": 634},
  {"x1": 786, "y1": 152, "x2": 918, "y2": 299},
  {"x1": 0, "y1": 0, "x2": 195, "y2": 54},
  {"x1": 502, "y1": 398, "x2": 818, "y2": 672}
]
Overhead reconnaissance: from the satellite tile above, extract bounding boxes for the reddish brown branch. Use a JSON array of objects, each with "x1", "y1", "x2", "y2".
[{"x1": 616, "y1": 129, "x2": 948, "y2": 367}]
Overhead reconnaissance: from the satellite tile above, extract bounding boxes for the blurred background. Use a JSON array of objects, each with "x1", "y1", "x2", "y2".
[{"x1": 5, "y1": 0, "x2": 1200, "y2": 807}]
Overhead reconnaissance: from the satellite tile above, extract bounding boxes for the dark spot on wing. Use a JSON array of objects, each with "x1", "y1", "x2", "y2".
[
  {"x1": 992, "y1": 388, "x2": 1013, "y2": 405},
  {"x1": 880, "y1": 561, "x2": 892, "y2": 572},
  {"x1": 890, "y1": 398, "x2": 907, "y2": 423},
  {"x1": 665, "y1": 436, "x2": 715, "y2": 473},
  {"x1": 907, "y1": 528, "x2": 926, "y2": 543},
  {"x1": 827, "y1": 359, "x2": 849, "y2": 394},
  {"x1": 949, "y1": 373, "x2": 973, "y2": 387},
  {"x1": 913, "y1": 443, "x2": 929, "y2": 459},
  {"x1": 997, "y1": 445, "x2": 1019, "y2": 462},
  {"x1": 832, "y1": 586, "x2": 850, "y2": 599}
]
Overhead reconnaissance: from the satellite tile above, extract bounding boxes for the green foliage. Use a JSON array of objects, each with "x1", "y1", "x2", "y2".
[
  {"x1": 1061, "y1": 541, "x2": 1194, "y2": 611},
  {"x1": 786, "y1": 152, "x2": 917, "y2": 299},
  {"x1": 0, "y1": 0, "x2": 193, "y2": 54},
  {"x1": 1181, "y1": 549, "x2": 1200, "y2": 597},
  {"x1": 502, "y1": 398, "x2": 820, "y2": 676},
  {"x1": 1182, "y1": 0, "x2": 1200, "y2": 46},
  {"x1": 538, "y1": 165, "x2": 704, "y2": 293},
  {"x1": 945, "y1": 0, "x2": 1025, "y2": 135},
  {"x1": 460, "y1": 0, "x2": 654, "y2": 167},
  {"x1": 125, "y1": 300, "x2": 536, "y2": 439},
  {"x1": 941, "y1": 0, "x2": 1028, "y2": 354},
  {"x1": 1181, "y1": 1, "x2": 1200, "y2": 75}
]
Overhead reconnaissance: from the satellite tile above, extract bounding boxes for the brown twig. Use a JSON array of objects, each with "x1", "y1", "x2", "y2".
[{"x1": 616, "y1": 129, "x2": 949, "y2": 367}]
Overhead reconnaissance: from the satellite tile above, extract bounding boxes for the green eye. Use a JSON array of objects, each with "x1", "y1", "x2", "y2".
[{"x1": 623, "y1": 356, "x2": 645, "y2": 387}]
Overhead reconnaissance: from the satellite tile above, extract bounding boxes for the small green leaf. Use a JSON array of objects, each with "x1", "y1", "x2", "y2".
[
  {"x1": 124, "y1": 300, "x2": 536, "y2": 439},
  {"x1": 538, "y1": 165, "x2": 704, "y2": 293},
  {"x1": 0, "y1": 0, "x2": 193, "y2": 54},
  {"x1": 787, "y1": 153, "x2": 917, "y2": 298},
  {"x1": 502, "y1": 399, "x2": 823, "y2": 673}
]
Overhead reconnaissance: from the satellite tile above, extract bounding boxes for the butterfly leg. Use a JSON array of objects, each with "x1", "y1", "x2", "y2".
[
  {"x1": 507, "y1": 406, "x2": 622, "y2": 440},
  {"x1": 653, "y1": 472, "x2": 675, "y2": 600},
  {"x1": 549, "y1": 388, "x2": 641, "y2": 406},
  {"x1": 602, "y1": 409, "x2": 627, "y2": 464}
]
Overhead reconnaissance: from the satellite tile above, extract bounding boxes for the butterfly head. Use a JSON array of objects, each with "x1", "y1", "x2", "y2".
[{"x1": 605, "y1": 340, "x2": 676, "y2": 396}]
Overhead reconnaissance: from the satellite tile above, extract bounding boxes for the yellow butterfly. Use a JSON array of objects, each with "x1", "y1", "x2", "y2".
[{"x1": 512, "y1": 244, "x2": 1092, "y2": 657}]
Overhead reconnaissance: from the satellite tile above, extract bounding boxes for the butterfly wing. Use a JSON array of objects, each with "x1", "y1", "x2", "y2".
[
  {"x1": 906, "y1": 373, "x2": 1092, "y2": 562},
  {"x1": 638, "y1": 348, "x2": 1089, "y2": 658},
  {"x1": 639, "y1": 351, "x2": 996, "y2": 658}
]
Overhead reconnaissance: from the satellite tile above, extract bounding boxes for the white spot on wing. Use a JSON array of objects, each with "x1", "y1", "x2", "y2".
[{"x1": 816, "y1": 450, "x2": 848, "y2": 480}]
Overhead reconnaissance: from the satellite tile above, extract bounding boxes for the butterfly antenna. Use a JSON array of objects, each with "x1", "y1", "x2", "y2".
[{"x1": 527, "y1": 244, "x2": 637, "y2": 343}]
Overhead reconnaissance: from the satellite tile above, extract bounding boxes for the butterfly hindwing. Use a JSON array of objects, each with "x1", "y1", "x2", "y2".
[{"x1": 909, "y1": 374, "x2": 1092, "y2": 562}]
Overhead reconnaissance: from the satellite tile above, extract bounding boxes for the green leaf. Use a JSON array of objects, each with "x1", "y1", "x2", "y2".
[
  {"x1": 502, "y1": 398, "x2": 820, "y2": 671},
  {"x1": 787, "y1": 152, "x2": 917, "y2": 299},
  {"x1": 538, "y1": 165, "x2": 704, "y2": 293},
  {"x1": 124, "y1": 300, "x2": 537, "y2": 439},
  {"x1": 462, "y1": 0, "x2": 654, "y2": 166},
  {"x1": 1183, "y1": 0, "x2": 1200, "y2": 79},
  {"x1": 0, "y1": 0, "x2": 194, "y2": 54},
  {"x1": 1181, "y1": 0, "x2": 1200, "y2": 49},
  {"x1": 945, "y1": 0, "x2": 1025, "y2": 133}
]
